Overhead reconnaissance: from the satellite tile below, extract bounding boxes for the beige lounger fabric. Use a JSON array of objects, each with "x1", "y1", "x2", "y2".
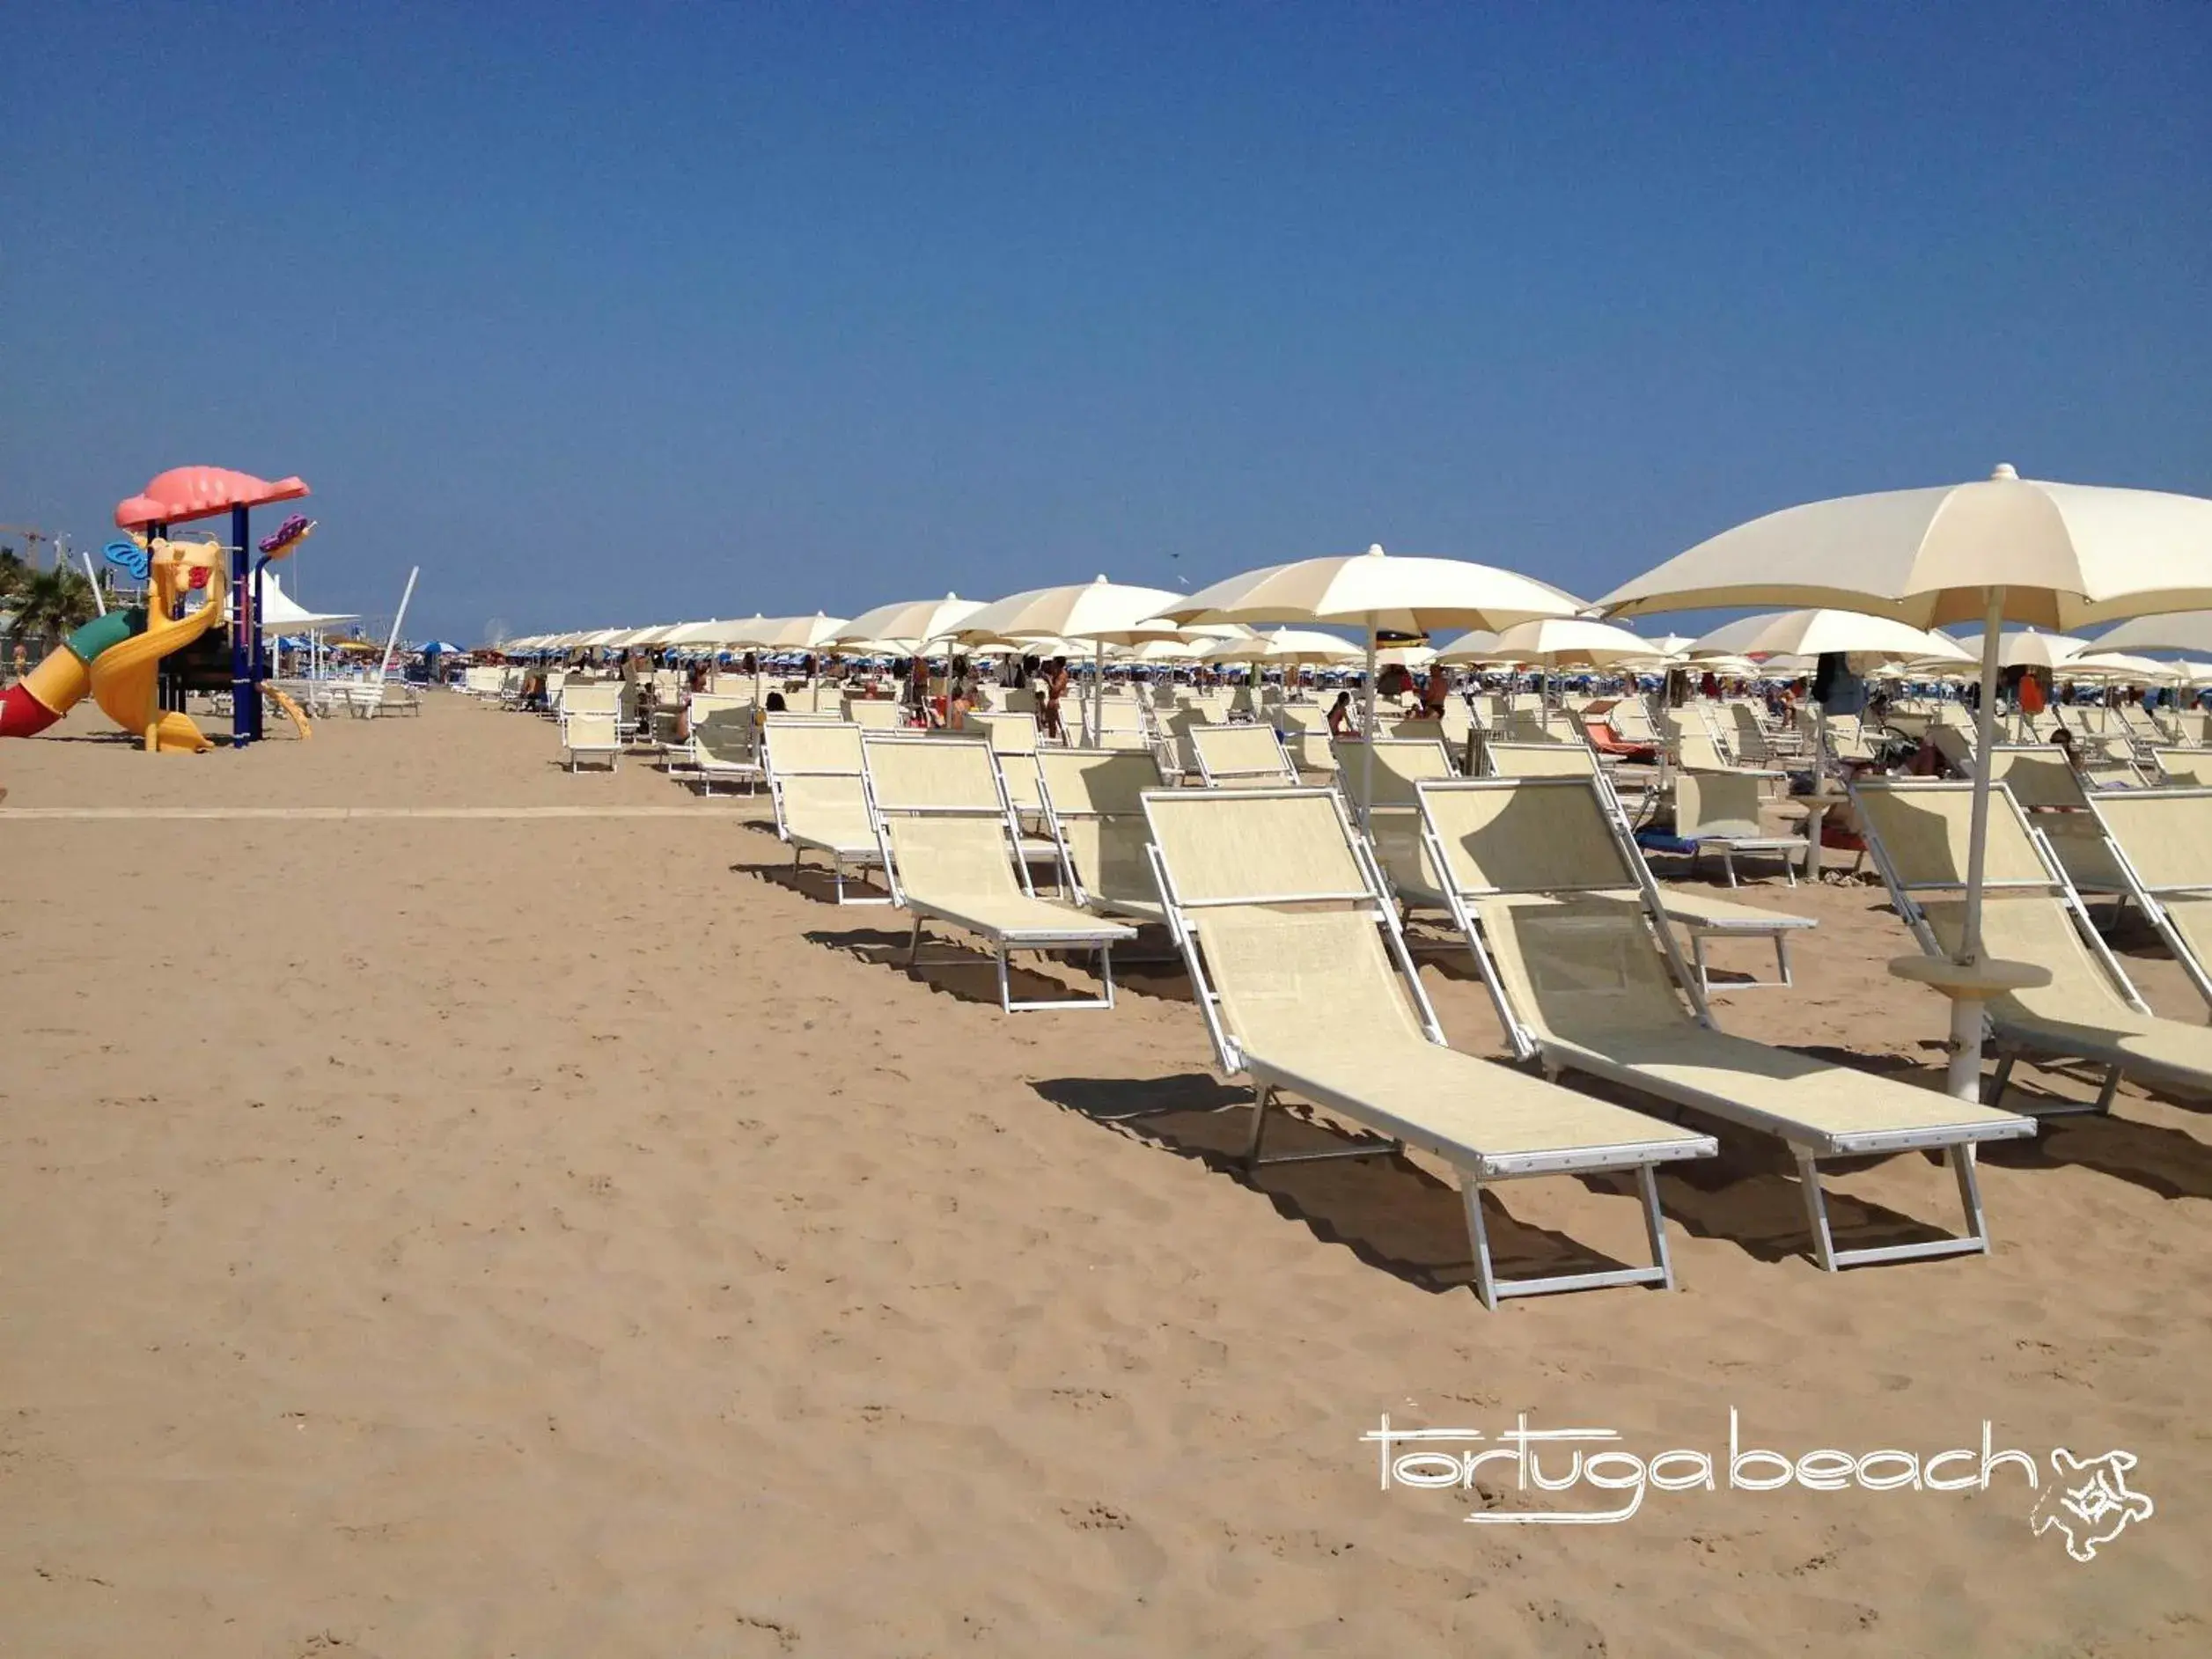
[
  {"x1": 765, "y1": 722, "x2": 878, "y2": 859},
  {"x1": 1188, "y1": 723, "x2": 1296, "y2": 787},
  {"x1": 1037, "y1": 749, "x2": 1167, "y2": 922},
  {"x1": 2091, "y1": 790, "x2": 2212, "y2": 1005}
]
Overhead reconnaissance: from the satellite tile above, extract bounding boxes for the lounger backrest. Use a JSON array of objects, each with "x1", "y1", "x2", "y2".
[
  {"x1": 764, "y1": 718, "x2": 865, "y2": 777},
  {"x1": 1724, "y1": 703, "x2": 1771, "y2": 760},
  {"x1": 1142, "y1": 789, "x2": 1424, "y2": 1053},
  {"x1": 1329, "y1": 738, "x2": 1453, "y2": 806},
  {"x1": 566, "y1": 711, "x2": 619, "y2": 750},
  {"x1": 693, "y1": 702, "x2": 756, "y2": 760},
  {"x1": 1680, "y1": 728, "x2": 1738, "y2": 772},
  {"x1": 1476, "y1": 893, "x2": 1692, "y2": 1041},
  {"x1": 1984, "y1": 746, "x2": 2088, "y2": 809},
  {"x1": 1142, "y1": 788, "x2": 1371, "y2": 906},
  {"x1": 1189, "y1": 723, "x2": 1294, "y2": 785},
  {"x1": 1484, "y1": 742, "x2": 1598, "y2": 780},
  {"x1": 1388, "y1": 717, "x2": 1449, "y2": 750},
  {"x1": 1851, "y1": 781, "x2": 2052, "y2": 889},
  {"x1": 2155, "y1": 749, "x2": 2212, "y2": 786},
  {"x1": 844, "y1": 699, "x2": 903, "y2": 729},
  {"x1": 1914, "y1": 891, "x2": 2138, "y2": 1028},
  {"x1": 1609, "y1": 700, "x2": 1659, "y2": 743},
  {"x1": 863, "y1": 734, "x2": 1003, "y2": 813},
  {"x1": 967, "y1": 712, "x2": 1044, "y2": 807},
  {"x1": 1038, "y1": 750, "x2": 1162, "y2": 911},
  {"x1": 562, "y1": 683, "x2": 620, "y2": 717},
  {"x1": 2090, "y1": 789, "x2": 2212, "y2": 892},
  {"x1": 879, "y1": 813, "x2": 1025, "y2": 907},
  {"x1": 1417, "y1": 776, "x2": 1635, "y2": 896},
  {"x1": 1674, "y1": 772, "x2": 1767, "y2": 839}
]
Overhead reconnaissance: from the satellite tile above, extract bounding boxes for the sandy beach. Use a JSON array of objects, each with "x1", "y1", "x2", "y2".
[{"x1": 2, "y1": 694, "x2": 2206, "y2": 1655}]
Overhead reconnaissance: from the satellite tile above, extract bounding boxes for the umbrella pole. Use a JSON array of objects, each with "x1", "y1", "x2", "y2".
[
  {"x1": 1951, "y1": 587, "x2": 2007, "y2": 1102},
  {"x1": 1091, "y1": 639, "x2": 1105, "y2": 748},
  {"x1": 1360, "y1": 619, "x2": 1378, "y2": 831}
]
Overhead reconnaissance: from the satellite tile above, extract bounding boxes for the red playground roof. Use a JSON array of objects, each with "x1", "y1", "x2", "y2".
[{"x1": 115, "y1": 466, "x2": 311, "y2": 529}]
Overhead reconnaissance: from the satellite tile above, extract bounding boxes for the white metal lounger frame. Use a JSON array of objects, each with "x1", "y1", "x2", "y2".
[
  {"x1": 863, "y1": 734, "x2": 1124, "y2": 1013},
  {"x1": 1033, "y1": 750, "x2": 1171, "y2": 927},
  {"x1": 1418, "y1": 774, "x2": 2017, "y2": 1273},
  {"x1": 2086, "y1": 788, "x2": 2212, "y2": 1014},
  {"x1": 1852, "y1": 777, "x2": 2147, "y2": 1117},
  {"x1": 761, "y1": 718, "x2": 890, "y2": 906},
  {"x1": 1140, "y1": 783, "x2": 1704, "y2": 1308}
]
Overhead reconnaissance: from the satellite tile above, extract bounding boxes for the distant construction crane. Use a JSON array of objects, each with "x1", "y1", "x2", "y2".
[{"x1": 0, "y1": 523, "x2": 56, "y2": 569}]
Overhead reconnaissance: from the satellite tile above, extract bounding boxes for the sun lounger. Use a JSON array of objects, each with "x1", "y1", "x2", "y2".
[
  {"x1": 1415, "y1": 774, "x2": 2035, "y2": 1271},
  {"x1": 843, "y1": 698, "x2": 905, "y2": 729},
  {"x1": 1669, "y1": 771, "x2": 1809, "y2": 886},
  {"x1": 2085, "y1": 789, "x2": 2212, "y2": 1014},
  {"x1": 1140, "y1": 785, "x2": 1716, "y2": 1307},
  {"x1": 1855, "y1": 778, "x2": 2212, "y2": 1112},
  {"x1": 1481, "y1": 744, "x2": 1811, "y2": 991},
  {"x1": 1330, "y1": 737, "x2": 1455, "y2": 904},
  {"x1": 761, "y1": 718, "x2": 889, "y2": 904},
  {"x1": 1035, "y1": 748, "x2": 1171, "y2": 925},
  {"x1": 1187, "y1": 723, "x2": 1297, "y2": 788},
  {"x1": 861, "y1": 733, "x2": 1134, "y2": 1011},
  {"x1": 687, "y1": 696, "x2": 761, "y2": 793},
  {"x1": 561, "y1": 709, "x2": 621, "y2": 772}
]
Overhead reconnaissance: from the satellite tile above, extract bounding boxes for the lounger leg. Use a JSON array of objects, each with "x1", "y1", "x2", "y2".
[
  {"x1": 1988, "y1": 1050, "x2": 2017, "y2": 1109},
  {"x1": 1637, "y1": 1165, "x2": 1676, "y2": 1290},
  {"x1": 1245, "y1": 1086, "x2": 1275, "y2": 1165},
  {"x1": 1775, "y1": 932, "x2": 1793, "y2": 987},
  {"x1": 1723, "y1": 850, "x2": 1738, "y2": 889},
  {"x1": 1692, "y1": 935, "x2": 1710, "y2": 995},
  {"x1": 1795, "y1": 1149, "x2": 1839, "y2": 1273},
  {"x1": 906, "y1": 918, "x2": 924, "y2": 970},
  {"x1": 1951, "y1": 1145, "x2": 1988, "y2": 1250},
  {"x1": 1098, "y1": 943, "x2": 1117, "y2": 1009},
  {"x1": 997, "y1": 946, "x2": 1012, "y2": 1015},
  {"x1": 1461, "y1": 1180, "x2": 1499, "y2": 1312},
  {"x1": 2094, "y1": 1062, "x2": 2122, "y2": 1114}
]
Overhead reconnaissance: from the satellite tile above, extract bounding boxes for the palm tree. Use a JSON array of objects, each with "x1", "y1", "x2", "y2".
[
  {"x1": 0, "y1": 547, "x2": 27, "y2": 605},
  {"x1": 6, "y1": 567, "x2": 99, "y2": 650}
]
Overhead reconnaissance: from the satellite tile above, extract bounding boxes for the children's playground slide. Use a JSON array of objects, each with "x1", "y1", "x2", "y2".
[{"x1": 0, "y1": 541, "x2": 228, "y2": 752}]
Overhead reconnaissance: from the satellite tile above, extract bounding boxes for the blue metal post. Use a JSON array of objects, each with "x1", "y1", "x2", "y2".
[{"x1": 229, "y1": 504, "x2": 254, "y2": 745}]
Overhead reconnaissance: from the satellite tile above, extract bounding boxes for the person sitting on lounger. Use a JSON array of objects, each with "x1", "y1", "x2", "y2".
[{"x1": 1327, "y1": 691, "x2": 1360, "y2": 740}]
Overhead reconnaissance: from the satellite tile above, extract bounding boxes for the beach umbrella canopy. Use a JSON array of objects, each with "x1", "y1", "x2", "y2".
[
  {"x1": 1601, "y1": 461, "x2": 2212, "y2": 1103},
  {"x1": 952, "y1": 577, "x2": 1193, "y2": 739},
  {"x1": 830, "y1": 594, "x2": 985, "y2": 650},
  {"x1": 418, "y1": 639, "x2": 466, "y2": 654},
  {"x1": 1944, "y1": 628, "x2": 2091, "y2": 672},
  {"x1": 1486, "y1": 616, "x2": 1660, "y2": 669},
  {"x1": 1432, "y1": 629, "x2": 1504, "y2": 664},
  {"x1": 2061, "y1": 650, "x2": 2176, "y2": 683},
  {"x1": 1164, "y1": 544, "x2": 1583, "y2": 817},
  {"x1": 1199, "y1": 627, "x2": 1361, "y2": 664},
  {"x1": 732, "y1": 613, "x2": 849, "y2": 651},
  {"x1": 2084, "y1": 609, "x2": 2212, "y2": 656},
  {"x1": 952, "y1": 576, "x2": 1185, "y2": 646},
  {"x1": 1687, "y1": 607, "x2": 1973, "y2": 664}
]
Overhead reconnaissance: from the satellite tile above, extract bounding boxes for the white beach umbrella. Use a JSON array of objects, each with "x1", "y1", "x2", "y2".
[
  {"x1": 1944, "y1": 628, "x2": 2092, "y2": 672},
  {"x1": 1687, "y1": 607, "x2": 1974, "y2": 664},
  {"x1": 1432, "y1": 629, "x2": 1504, "y2": 664},
  {"x1": 1164, "y1": 544, "x2": 1583, "y2": 820},
  {"x1": 2085, "y1": 609, "x2": 2212, "y2": 655},
  {"x1": 1602, "y1": 461, "x2": 2212, "y2": 1101},
  {"x1": 830, "y1": 594, "x2": 986, "y2": 652},
  {"x1": 952, "y1": 576, "x2": 1187, "y2": 742},
  {"x1": 1488, "y1": 616, "x2": 1661, "y2": 669},
  {"x1": 733, "y1": 613, "x2": 850, "y2": 652},
  {"x1": 1201, "y1": 627, "x2": 1363, "y2": 664},
  {"x1": 2061, "y1": 650, "x2": 2176, "y2": 684}
]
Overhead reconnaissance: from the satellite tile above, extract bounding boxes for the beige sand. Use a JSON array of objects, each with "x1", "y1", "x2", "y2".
[{"x1": 1, "y1": 696, "x2": 2206, "y2": 1655}]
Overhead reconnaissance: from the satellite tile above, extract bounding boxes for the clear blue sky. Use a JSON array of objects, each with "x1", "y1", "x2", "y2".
[{"x1": 7, "y1": 1, "x2": 2207, "y2": 641}]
